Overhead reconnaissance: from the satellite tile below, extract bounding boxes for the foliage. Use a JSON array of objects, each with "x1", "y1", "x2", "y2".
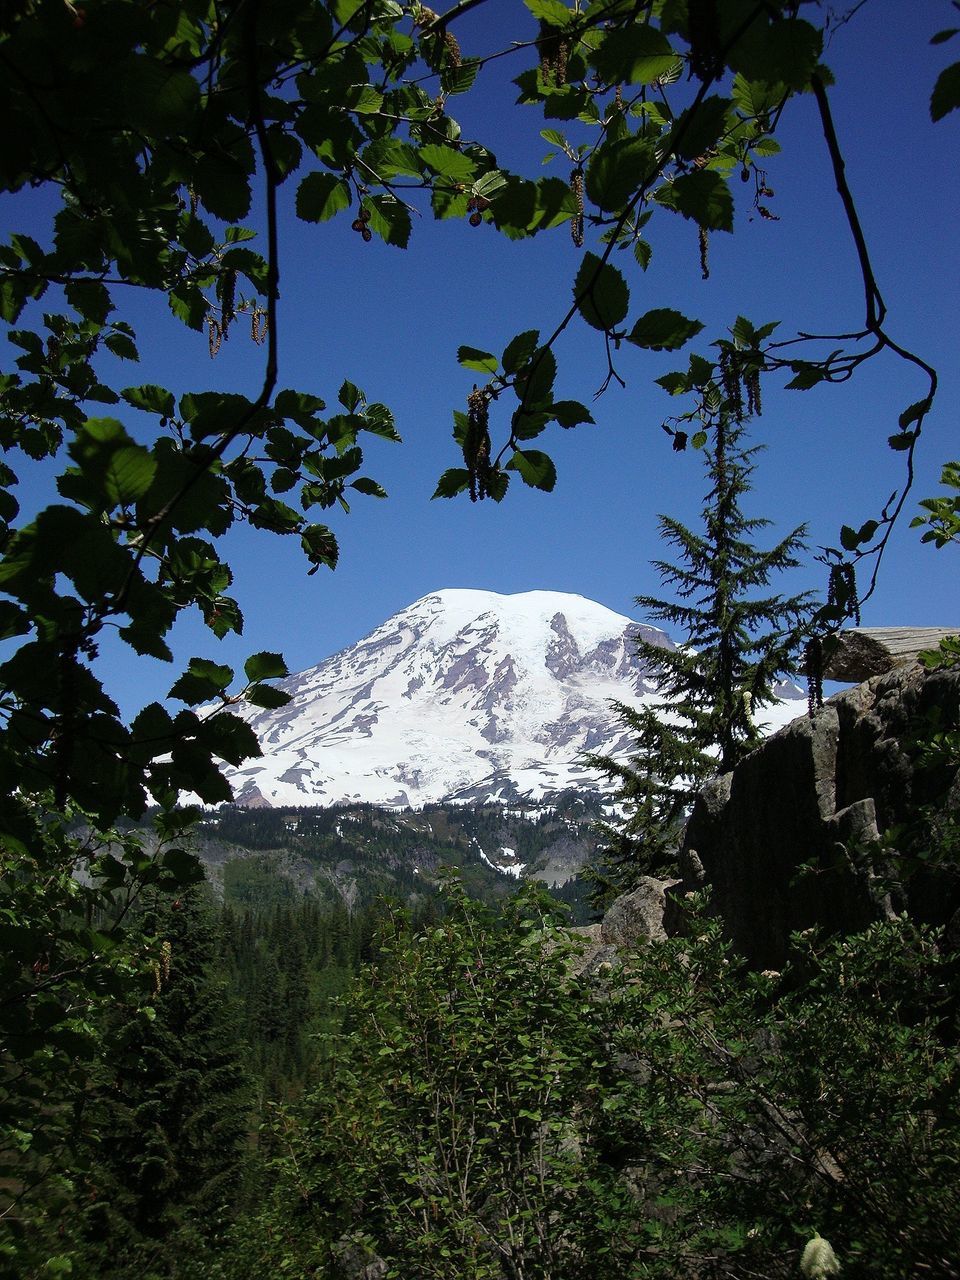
[
  {"x1": 74, "y1": 888, "x2": 251, "y2": 1278},
  {"x1": 201, "y1": 884, "x2": 960, "y2": 1280},
  {"x1": 585, "y1": 701, "x2": 701, "y2": 906},
  {"x1": 262, "y1": 884, "x2": 643, "y2": 1278},
  {"x1": 912, "y1": 460, "x2": 960, "y2": 549},
  {"x1": 0, "y1": 1, "x2": 952, "y2": 1272},
  {"x1": 637, "y1": 412, "x2": 813, "y2": 770},
  {"x1": 588, "y1": 411, "x2": 812, "y2": 903},
  {"x1": 0, "y1": 805, "x2": 203, "y2": 1276},
  {"x1": 602, "y1": 904, "x2": 960, "y2": 1279}
]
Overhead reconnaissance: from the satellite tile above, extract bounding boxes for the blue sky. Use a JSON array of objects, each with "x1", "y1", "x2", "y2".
[{"x1": 6, "y1": 1, "x2": 959, "y2": 719}]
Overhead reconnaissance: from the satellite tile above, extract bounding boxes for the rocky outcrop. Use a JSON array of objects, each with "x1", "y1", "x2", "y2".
[
  {"x1": 569, "y1": 876, "x2": 681, "y2": 975},
  {"x1": 600, "y1": 877, "x2": 682, "y2": 946},
  {"x1": 678, "y1": 662, "x2": 960, "y2": 967}
]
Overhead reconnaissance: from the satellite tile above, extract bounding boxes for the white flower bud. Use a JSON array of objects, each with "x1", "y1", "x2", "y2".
[{"x1": 800, "y1": 1233, "x2": 840, "y2": 1278}]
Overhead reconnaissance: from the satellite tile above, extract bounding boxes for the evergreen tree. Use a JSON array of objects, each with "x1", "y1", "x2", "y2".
[
  {"x1": 81, "y1": 888, "x2": 251, "y2": 1275},
  {"x1": 586, "y1": 703, "x2": 708, "y2": 905},
  {"x1": 590, "y1": 412, "x2": 813, "y2": 904}
]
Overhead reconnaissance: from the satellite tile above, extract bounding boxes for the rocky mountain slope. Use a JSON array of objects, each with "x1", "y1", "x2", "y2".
[
  {"x1": 224, "y1": 589, "x2": 807, "y2": 810},
  {"x1": 190, "y1": 792, "x2": 604, "y2": 911}
]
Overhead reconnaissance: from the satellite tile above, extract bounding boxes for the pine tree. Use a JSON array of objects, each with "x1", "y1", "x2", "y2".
[
  {"x1": 589, "y1": 412, "x2": 814, "y2": 905},
  {"x1": 81, "y1": 888, "x2": 251, "y2": 1275}
]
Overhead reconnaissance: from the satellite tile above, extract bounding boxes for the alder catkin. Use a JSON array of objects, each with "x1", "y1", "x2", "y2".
[
  {"x1": 570, "y1": 168, "x2": 584, "y2": 248},
  {"x1": 220, "y1": 268, "x2": 237, "y2": 336},
  {"x1": 464, "y1": 387, "x2": 492, "y2": 502}
]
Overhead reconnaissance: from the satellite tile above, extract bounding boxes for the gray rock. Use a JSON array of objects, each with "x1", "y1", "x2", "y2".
[
  {"x1": 601, "y1": 876, "x2": 682, "y2": 946},
  {"x1": 330, "y1": 1235, "x2": 388, "y2": 1280}
]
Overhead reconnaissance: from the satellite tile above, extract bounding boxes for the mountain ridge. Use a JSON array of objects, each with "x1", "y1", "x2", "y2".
[{"x1": 223, "y1": 589, "x2": 806, "y2": 810}]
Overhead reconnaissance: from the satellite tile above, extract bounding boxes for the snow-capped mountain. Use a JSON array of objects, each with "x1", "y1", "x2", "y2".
[{"x1": 224, "y1": 588, "x2": 807, "y2": 810}]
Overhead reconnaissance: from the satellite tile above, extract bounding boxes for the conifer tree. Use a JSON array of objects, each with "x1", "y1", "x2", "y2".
[
  {"x1": 590, "y1": 412, "x2": 813, "y2": 904},
  {"x1": 81, "y1": 888, "x2": 251, "y2": 1275}
]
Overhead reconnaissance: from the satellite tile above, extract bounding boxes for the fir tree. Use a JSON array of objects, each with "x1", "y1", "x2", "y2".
[
  {"x1": 81, "y1": 888, "x2": 251, "y2": 1275},
  {"x1": 590, "y1": 412, "x2": 814, "y2": 905}
]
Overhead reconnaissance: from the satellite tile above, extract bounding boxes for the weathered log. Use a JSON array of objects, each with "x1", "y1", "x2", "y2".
[{"x1": 823, "y1": 627, "x2": 958, "y2": 682}]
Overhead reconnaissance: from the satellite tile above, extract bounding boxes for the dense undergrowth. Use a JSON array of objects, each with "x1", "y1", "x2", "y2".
[{"x1": 18, "y1": 878, "x2": 955, "y2": 1280}]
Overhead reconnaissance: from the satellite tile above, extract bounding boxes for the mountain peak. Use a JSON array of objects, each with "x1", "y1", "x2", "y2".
[{"x1": 223, "y1": 589, "x2": 803, "y2": 810}]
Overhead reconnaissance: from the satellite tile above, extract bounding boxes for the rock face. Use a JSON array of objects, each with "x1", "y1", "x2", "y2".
[{"x1": 679, "y1": 662, "x2": 960, "y2": 967}]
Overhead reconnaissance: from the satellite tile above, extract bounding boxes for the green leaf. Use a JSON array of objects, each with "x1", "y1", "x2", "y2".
[
  {"x1": 104, "y1": 446, "x2": 158, "y2": 506},
  {"x1": 122, "y1": 385, "x2": 176, "y2": 417},
  {"x1": 457, "y1": 346, "x2": 499, "y2": 374},
  {"x1": 785, "y1": 363, "x2": 827, "y2": 390},
  {"x1": 514, "y1": 348, "x2": 557, "y2": 407},
  {"x1": 484, "y1": 469, "x2": 509, "y2": 501},
  {"x1": 276, "y1": 389, "x2": 326, "y2": 419},
  {"x1": 296, "y1": 172, "x2": 351, "y2": 222},
  {"x1": 360, "y1": 403, "x2": 401, "y2": 442},
  {"x1": 160, "y1": 847, "x2": 205, "y2": 885},
  {"x1": 179, "y1": 391, "x2": 257, "y2": 440},
  {"x1": 64, "y1": 279, "x2": 112, "y2": 325},
  {"x1": 361, "y1": 139, "x2": 422, "y2": 180},
  {"x1": 168, "y1": 282, "x2": 208, "y2": 331},
  {"x1": 502, "y1": 329, "x2": 541, "y2": 373},
  {"x1": 67, "y1": 418, "x2": 157, "y2": 507},
  {"x1": 366, "y1": 196, "x2": 412, "y2": 249},
  {"x1": 492, "y1": 175, "x2": 577, "y2": 235},
  {"x1": 118, "y1": 55, "x2": 201, "y2": 132},
  {"x1": 345, "y1": 84, "x2": 383, "y2": 114},
  {"x1": 899, "y1": 398, "x2": 932, "y2": 428},
  {"x1": 442, "y1": 58, "x2": 482, "y2": 95},
  {"x1": 727, "y1": 18, "x2": 823, "y2": 91},
  {"x1": 193, "y1": 154, "x2": 252, "y2": 222},
  {"x1": 301, "y1": 523, "x2": 339, "y2": 569},
  {"x1": 551, "y1": 400, "x2": 594, "y2": 428},
  {"x1": 524, "y1": 0, "x2": 573, "y2": 26},
  {"x1": 589, "y1": 25, "x2": 678, "y2": 85},
  {"x1": 433, "y1": 468, "x2": 471, "y2": 498},
  {"x1": 586, "y1": 138, "x2": 656, "y2": 212},
  {"x1": 473, "y1": 169, "x2": 508, "y2": 199},
  {"x1": 888, "y1": 431, "x2": 917, "y2": 452},
  {"x1": 350, "y1": 476, "x2": 387, "y2": 497},
  {"x1": 670, "y1": 97, "x2": 732, "y2": 161},
  {"x1": 339, "y1": 381, "x2": 362, "y2": 411},
  {"x1": 201, "y1": 711, "x2": 262, "y2": 766},
  {"x1": 419, "y1": 144, "x2": 476, "y2": 181},
  {"x1": 103, "y1": 331, "x2": 140, "y2": 360},
  {"x1": 628, "y1": 308, "x2": 704, "y2": 351},
  {"x1": 656, "y1": 171, "x2": 734, "y2": 232},
  {"x1": 169, "y1": 658, "x2": 234, "y2": 705},
  {"x1": 507, "y1": 449, "x2": 557, "y2": 491},
  {"x1": 574, "y1": 252, "x2": 629, "y2": 331},
  {"x1": 243, "y1": 651, "x2": 288, "y2": 682},
  {"x1": 246, "y1": 683, "x2": 292, "y2": 709}
]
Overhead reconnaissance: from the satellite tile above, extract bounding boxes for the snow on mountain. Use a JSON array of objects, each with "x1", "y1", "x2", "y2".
[{"x1": 224, "y1": 588, "x2": 808, "y2": 810}]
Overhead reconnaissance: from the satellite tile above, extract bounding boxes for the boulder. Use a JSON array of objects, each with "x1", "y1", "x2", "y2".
[
  {"x1": 600, "y1": 876, "x2": 682, "y2": 946},
  {"x1": 330, "y1": 1236, "x2": 388, "y2": 1280}
]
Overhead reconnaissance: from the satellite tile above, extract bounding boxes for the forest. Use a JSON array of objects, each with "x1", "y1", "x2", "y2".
[{"x1": 2, "y1": 0, "x2": 959, "y2": 1276}]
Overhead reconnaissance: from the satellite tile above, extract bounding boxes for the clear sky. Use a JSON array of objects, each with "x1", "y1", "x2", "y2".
[{"x1": 5, "y1": 1, "x2": 959, "y2": 720}]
